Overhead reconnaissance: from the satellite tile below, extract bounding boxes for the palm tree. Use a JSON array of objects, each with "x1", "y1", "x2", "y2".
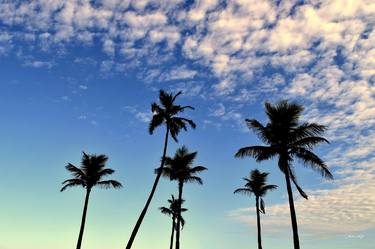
[
  {"x1": 159, "y1": 195, "x2": 187, "y2": 249},
  {"x1": 235, "y1": 100, "x2": 333, "y2": 249},
  {"x1": 234, "y1": 169, "x2": 277, "y2": 249},
  {"x1": 161, "y1": 146, "x2": 207, "y2": 249},
  {"x1": 61, "y1": 152, "x2": 122, "y2": 249},
  {"x1": 125, "y1": 90, "x2": 196, "y2": 249}
]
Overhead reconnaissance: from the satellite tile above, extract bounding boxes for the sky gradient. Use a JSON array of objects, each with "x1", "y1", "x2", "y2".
[{"x1": 0, "y1": 1, "x2": 374, "y2": 249}]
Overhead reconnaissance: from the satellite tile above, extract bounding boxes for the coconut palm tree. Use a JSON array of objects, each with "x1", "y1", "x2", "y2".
[
  {"x1": 235, "y1": 100, "x2": 333, "y2": 249},
  {"x1": 234, "y1": 169, "x2": 277, "y2": 249},
  {"x1": 159, "y1": 195, "x2": 187, "y2": 249},
  {"x1": 61, "y1": 152, "x2": 122, "y2": 249},
  {"x1": 160, "y1": 146, "x2": 207, "y2": 249},
  {"x1": 125, "y1": 90, "x2": 196, "y2": 249}
]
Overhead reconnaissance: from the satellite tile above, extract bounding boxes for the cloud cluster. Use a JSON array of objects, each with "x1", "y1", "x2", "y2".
[{"x1": 1, "y1": 0, "x2": 375, "y2": 237}]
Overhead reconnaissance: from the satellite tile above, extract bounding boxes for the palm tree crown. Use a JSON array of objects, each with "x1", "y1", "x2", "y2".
[
  {"x1": 235, "y1": 100, "x2": 332, "y2": 198},
  {"x1": 149, "y1": 90, "x2": 196, "y2": 142},
  {"x1": 159, "y1": 195, "x2": 188, "y2": 229},
  {"x1": 61, "y1": 152, "x2": 122, "y2": 192},
  {"x1": 234, "y1": 169, "x2": 277, "y2": 213},
  {"x1": 161, "y1": 146, "x2": 207, "y2": 184}
]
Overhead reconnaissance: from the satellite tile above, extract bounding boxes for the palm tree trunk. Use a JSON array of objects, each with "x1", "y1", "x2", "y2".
[
  {"x1": 125, "y1": 125, "x2": 170, "y2": 249},
  {"x1": 175, "y1": 181, "x2": 184, "y2": 249},
  {"x1": 76, "y1": 188, "x2": 91, "y2": 249},
  {"x1": 284, "y1": 167, "x2": 300, "y2": 249},
  {"x1": 255, "y1": 196, "x2": 262, "y2": 249},
  {"x1": 170, "y1": 216, "x2": 176, "y2": 249}
]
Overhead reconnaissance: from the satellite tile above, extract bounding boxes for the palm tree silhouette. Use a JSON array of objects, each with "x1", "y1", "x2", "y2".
[
  {"x1": 125, "y1": 90, "x2": 196, "y2": 249},
  {"x1": 160, "y1": 146, "x2": 207, "y2": 249},
  {"x1": 234, "y1": 169, "x2": 277, "y2": 249},
  {"x1": 235, "y1": 100, "x2": 333, "y2": 249},
  {"x1": 159, "y1": 195, "x2": 187, "y2": 249},
  {"x1": 61, "y1": 152, "x2": 122, "y2": 249}
]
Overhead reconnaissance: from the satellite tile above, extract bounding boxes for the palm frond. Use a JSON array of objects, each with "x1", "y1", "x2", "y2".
[
  {"x1": 172, "y1": 91, "x2": 183, "y2": 102},
  {"x1": 288, "y1": 168, "x2": 308, "y2": 199},
  {"x1": 98, "y1": 168, "x2": 115, "y2": 177},
  {"x1": 60, "y1": 179, "x2": 86, "y2": 192},
  {"x1": 65, "y1": 163, "x2": 86, "y2": 179},
  {"x1": 149, "y1": 113, "x2": 164, "y2": 134},
  {"x1": 159, "y1": 89, "x2": 173, "y2": 109},
  {"x1": 159, "y1": 207, "x2": 173, "y2": 216},
  {"x1": 97, "y1": 180, "x2": 123, "y2": 189},
  {"x1": 234, "y1": 188, "x2": 253, "y2": 196},
  {"x1": 178, "y1": 117, "x2": 196, "y2": 129},
  {"x1": 235, "y1": 146, "x2": 277, "y2": 162},
  {"x1": 289, "y1": 123, "x2": 328, "y2": 142},
  {"x1": 151, "y1": 102, "x2": 163, "y2": 114},
  {"x1": 260, "y1": 198, "x2": 265, "y2": 214},
  {"x1": 292, "y1": 147, "x2": 333, "y2": 179},
  {"x1": 291, "y1": 136, "x2": 329, "y2": 148},
  {"x1": 262, "y1": 184, "x2": 278, "y2": 192},
  {"x1": 185, "y1": 176, "x2": 203, "y2": 184},
  {"x1": 169, "y1": 122, "x2": 181, "y2": 142},
  {"x1": 189, "y1": 166, "x2": 207, "y2": 174},
  {"x1": 180, "y1": 105, "x2": 195, "y2": 111},
  {"x1": 245, "y1": 119, "x2": 272, "y2": 144},
  {"x1": 180, "y1": 216, "x2": 186, "y2": 229}
]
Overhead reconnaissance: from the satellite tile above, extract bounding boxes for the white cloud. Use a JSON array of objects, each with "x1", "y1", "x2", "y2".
[
  {"x1": 79, "y1": 85, "x2": 88, "y2": 90},
  {"x1": 135, "y1": 112, "x2": 152, "y2": 123},
  {"x1": 61, "y1": 95, "x2": 70, "y2": 101},
  {"x1": 162, "y1": 66, "x2": 198, "y2": 81},
  {"x1": 1, "y1": 0, "x2": 375, "y2": 237},
  {"x1": 210, "y1": 103, "x2": 225, "y2": 117},
  {"x1": 24, "y1": 60, "x2": 54, "y2": 69},
  {"x1": 123, "y1": 105, "x2": 152, "y2": 123}
]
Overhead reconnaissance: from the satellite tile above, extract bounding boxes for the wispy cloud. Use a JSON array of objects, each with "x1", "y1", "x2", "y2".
[{"x1": 1, "y1": 0, "x2": 375, "y2": 237}]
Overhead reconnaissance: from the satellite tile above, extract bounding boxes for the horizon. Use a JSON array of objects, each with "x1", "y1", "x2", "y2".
[{"x1": 0, "y1": 1, "x2": 374, "y2": 249}]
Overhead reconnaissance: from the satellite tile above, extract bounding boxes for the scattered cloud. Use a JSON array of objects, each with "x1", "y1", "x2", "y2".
[
  {"x1": 90, "y1": 120, "x2": 98, "y2": 126},
  {"x1": 135, "y1": 112, "x2": 152, "y2": 123},
  {"x1": 61, "y1": 95, "x2": 70, "y2": 101},
  {"x1": 78, "y1": 85, "x2": 88, "y2": 90},
  {"x1": 24, "y1": 60, "x2": 55, "y2": 69},
  {"x1": 123, "y1": 105, "x2": 151, "y2": 123},
  {"x1": 1, "y1": 0, "x2": 375, "y2": 237}
]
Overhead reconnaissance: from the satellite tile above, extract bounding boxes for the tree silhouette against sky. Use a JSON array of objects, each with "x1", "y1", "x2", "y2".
[
  {"x1": 125, "y1": 90, "x2": 196, "y2": 249},
  {"x1": 235, "y1": 100, "x2": 333, "y2": 249},
  {"x1": 234, "y1": 169, "x2": 277, "y2": 249},
  {"x1": 159, "y1": 195, "x2": 187, "y2": 249},
  {"x1": 61, "y1": 152, "x2": 122, "y2": 249},
  {"x1": 160, "y1": 146, "x2": 207, "y2": 249}
]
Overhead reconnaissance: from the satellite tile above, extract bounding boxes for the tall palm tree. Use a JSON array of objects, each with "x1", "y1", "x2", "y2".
[
  {"x1": 61, "y1": 152, "x2": 122, "y2": 249},
  {"x1": 159, "y1": 195, "x2": 187, "y2": 249},
  {"x1": 161, "y1": 146, "x2": 207, "y2": 249},
  {"x1": 234, "y1": 169, "x2": 277, "y2": 249},
  {"x1": 235, "y1": 100, "x2": 333, "y2": 249},
  {"x1": 125, "y1": 90, "x2": 196, "y2": 249}
]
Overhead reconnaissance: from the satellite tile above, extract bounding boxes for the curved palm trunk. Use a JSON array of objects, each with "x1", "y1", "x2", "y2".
[
  {"x1": 169, "y1": 216, "x2": 176, "y2": 249},
  {"x1": 284, "y1": 167, "x2": 300, "y2": 249},
  {"x1": 175, "y1": 181, "x2": 184, "y2": 249},
  {"x1": 125, "y1": 126, "x2": 170, "y2": 249},
  {"x1": 255, "y1": 196, "x2": 262, "y2": 249},
  {"x1": 76, "y1": 188, "x2": 91, "y2": 249}
]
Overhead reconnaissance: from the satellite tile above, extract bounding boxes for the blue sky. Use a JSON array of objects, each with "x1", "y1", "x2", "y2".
[{"x1": 0, "y1": 1, "x2": 374, "y2": 249}]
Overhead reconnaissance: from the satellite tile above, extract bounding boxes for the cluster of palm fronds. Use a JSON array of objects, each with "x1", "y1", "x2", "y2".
[{"x1": 61, "y1": 90, "x2": 332, "y2": 249}]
